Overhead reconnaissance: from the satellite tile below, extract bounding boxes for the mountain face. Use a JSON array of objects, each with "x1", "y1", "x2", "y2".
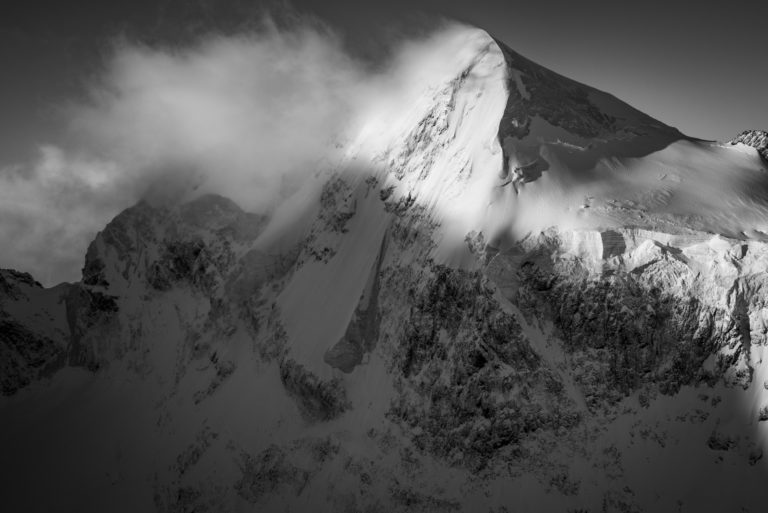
[
  {"x1": 2, "y1": 27, "x2": 768, "y2": 513},
  {"x1": 730, "y1": 130, "x2": 768, "y2": 161}
]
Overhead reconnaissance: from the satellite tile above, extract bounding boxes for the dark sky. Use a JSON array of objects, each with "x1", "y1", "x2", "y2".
[{"x1": 1, "y1": 0, "x2": 766, "y2": 164}]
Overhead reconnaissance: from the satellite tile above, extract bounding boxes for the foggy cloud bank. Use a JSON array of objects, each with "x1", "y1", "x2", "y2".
[{"x1": 0, "y1": 18, "x2": 467, "y2": 286}]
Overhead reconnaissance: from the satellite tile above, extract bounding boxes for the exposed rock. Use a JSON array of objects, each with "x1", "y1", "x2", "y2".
[
  {"x1": 729, "y1": 129, "x2": 768, "y2": 160},
  {"x1": 235, "y1": 445, "x2": 309, "y2": 504},
  {"x1": 279, "y1": 358, "x2": 349, "y2": 421},
  {"x1": 148, "y1": 239, "x2": 213, "y2": 292},
  {"x1": 505, "y1": 228, "x2": 766, "y2": 403},
  {"x1": 0, "y1": 270, "x2": 70, "y2": 395},
  {"x1": 65, "y1": 285, "x2": 120, "y2": 370},
  {"x1": 389, "y1": 485, "x2": 461, "y2": 511},
  {"x1": 0, "y1": 316, "x2": 66, "y2": 395},
  {"x1": 175, "y1": 427, "x2": 219, "y2": 476},
  {"x1": 386, "y1": 264, "x2": 580, "y2": 468},
  {"x1": 0, "y1": 269, "x2": 42, "y2": 297},
  {"x1": 323, "y1": 338, "x2": 363, "y2": 374},
  {"x1": 706, "y1": 430, "x2": 737, "y2": 451}
]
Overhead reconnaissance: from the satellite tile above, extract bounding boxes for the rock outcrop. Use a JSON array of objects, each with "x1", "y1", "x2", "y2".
[{"x1": 730, "y1": 129, "x2": 768, "y2": 160}]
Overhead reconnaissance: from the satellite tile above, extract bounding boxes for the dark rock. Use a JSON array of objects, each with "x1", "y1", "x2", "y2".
[
  {"x1": 729, "y1": 130, "x2": 768, "y2": 161},
  {"x1": 0, "y1": 269, "x2": 42, "y2": 298},
  {"x1": 706, "y1": 431, "x2": 736, "y2": 451},
  {"x1": 279, "y1": 358, "x2": 349, "y2": 421},
  {"x1": 323, "y1": 338, "x2": 363, "y2": 373},
  {"x1": 148, "y1": 239, "x2": 212, "y2": 292},
  {"x1": 235, "y1": 445, "x2": 309, "y2": 504},
  {"x1": 65, "y1": 285, "x2": 119, "y2": 368},
  {"x1": 389, "y1": 264, "x2": 577, "y2": 466},
  {"x1": 0, "y1": 317, "x2": 66, "y2": 396}
]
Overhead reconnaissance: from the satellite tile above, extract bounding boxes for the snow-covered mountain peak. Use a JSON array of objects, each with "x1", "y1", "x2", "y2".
[
  {"x1": 352, "y1": 31, "x2": 768, "y2": 256},
  {"x1": 4, "y1": 25, "x2": 768, "y2": 513}
]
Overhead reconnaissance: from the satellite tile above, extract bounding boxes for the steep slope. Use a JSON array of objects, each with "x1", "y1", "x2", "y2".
[
  {"x1": 0, "y1": 270, "x2": 69, "y2": 394},
  {"x1": 2, "y1": 26, "x2": 768, "y2": 513}
]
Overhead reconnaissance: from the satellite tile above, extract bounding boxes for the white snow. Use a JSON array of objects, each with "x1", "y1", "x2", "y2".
[{"x1": 277, "y1": 173, "x2": 390, "y2": 377}]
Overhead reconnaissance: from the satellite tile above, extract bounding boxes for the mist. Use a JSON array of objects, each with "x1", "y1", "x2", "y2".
[{"x1": 0, "y1": 18, "x2": 470, "y2": 286}]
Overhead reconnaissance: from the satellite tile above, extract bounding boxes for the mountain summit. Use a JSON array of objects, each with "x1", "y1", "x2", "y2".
[{"x1": 2, "y1": 27, "x2": 768, "y2": 512}]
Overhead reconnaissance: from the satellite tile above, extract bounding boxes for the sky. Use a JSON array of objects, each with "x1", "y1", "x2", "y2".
[{"x1": 0, "y1": 0, "x2": 766, "y2": 284}]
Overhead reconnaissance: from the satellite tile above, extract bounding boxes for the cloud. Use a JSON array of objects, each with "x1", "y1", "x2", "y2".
[
  {"x1": 0, "y1": 146, "x2": 122, "y2": 286},
  {"x1": 70, "y1": 21, "x2": 367, "y2": 209},
  {"x1": 0, "y1": 20, "x2": 366, "y2": 285},
  {"x1": 0, "y1": 17, "x2": 478, "y2": 286}
]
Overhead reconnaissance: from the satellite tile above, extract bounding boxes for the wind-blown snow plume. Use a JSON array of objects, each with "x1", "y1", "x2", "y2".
[{"x1": 0, "y1": 19, "x2": 470, "y2": 286}]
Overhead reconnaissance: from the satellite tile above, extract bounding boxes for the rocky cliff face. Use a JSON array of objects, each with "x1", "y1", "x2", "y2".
[
  {"x1": 2, "y1": 27, "x2": 768, "y2": 513},
  {"x1": 0, "y1": 270, "x2": 68, "y2": 395},
  {"x1": 730, "y1": 130, "x2": 768, "y2": 161}
]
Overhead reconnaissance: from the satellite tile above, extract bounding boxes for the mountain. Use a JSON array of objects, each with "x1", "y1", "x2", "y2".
[
  {"x1": 2, "y1": 27, "x2": 768, "y2": 512},
  {"x1": 730, "y1": 130, "x2": 768, "y2": 161}
]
